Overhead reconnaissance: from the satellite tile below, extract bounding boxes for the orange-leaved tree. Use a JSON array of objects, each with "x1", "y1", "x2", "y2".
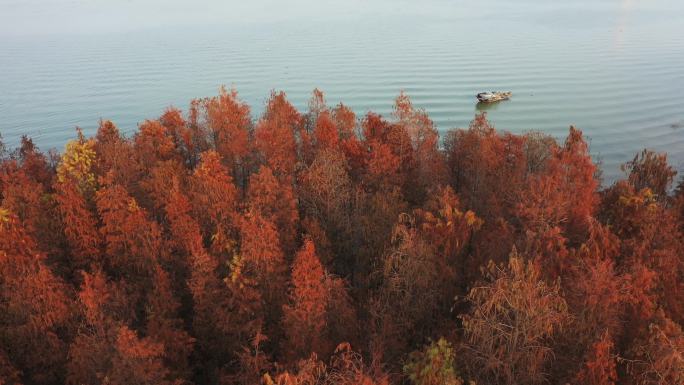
[{"x1": 460, "y1": 251, "x2": 568, "y2": 385}]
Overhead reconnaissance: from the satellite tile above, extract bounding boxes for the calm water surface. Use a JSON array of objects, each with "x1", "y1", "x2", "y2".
[{"x1": 1, "y1": 0, "x2": 683, "y2": 181}]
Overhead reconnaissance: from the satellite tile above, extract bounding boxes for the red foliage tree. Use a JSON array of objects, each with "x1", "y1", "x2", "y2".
[
  {"x1": 247, "y1": 165, "x2": 299, "y2": 255},
  {"x1": 282, "y1": 240, "x2": 330, "y2": 362},
  {"x1": 254, "y1": 91, "x2": 301, "y2": 181},
  {"x1": 556, "y1": 126, "x2": 599, "y2": 241},
  {"x1": 145, "y1": 264, "x2": 195, "y2": 380},
  {"x1": 93, "y1": 120, "x2": 142, "y2": 192},
  {"x1": 12, "y1": 136, "x2": 53, "y2": 188},
  {"x1": 239, "y1": 211, "x2": 288, "y2": 335},
  {"x1": 166, "y1": 181, "x2": 263, "y2": 384},
  {"x1": 361, "y1": 112, "x2": 414, "y2": 193},
  {"x1": 575, "y1": 332, "x2": 617, "y2": 385},
  {"x1": 96, "y1": 180, "x2": 161, "y2": 280},
  {"x1": 626, "y1": 310, "x2": 684, "y2": 385},
  {"x1": 444, "y1": 113, "x2": 527, "y2": 221},
  {"x1": 600, "y1": 182, "x2": 684, "y2": 324},
  {"x1": 133, "y1": 119, "x2": 178, "y2": 169},
  {"x1": 313, "y1": 111, "x2": 340, "y2": 154},
  {"x1": 622, "y1": 149, "x2": 677, "y2": 198},
  {"x1": 3, "y1": 90, "x2": 684, "y2": 385},
  {"x1": 54, "y1": 133, "x2": 103, "y2": 271},
  {"x1": 392, "y1": 92, "x2": 446, "y2": 203},
  {"x1": 298, "y1": 149, "x2": 354, "y2": 270},
  {"x1": 331, "y1": 103, "x2": 365, "y2": 180},
  {"x1": 0, "y1": 210, "x2": 73, "y2": 385},
  {"x1": 67, "y1": 269, "x2": 179, "y2": 385},
  {"x1": 188, "y1": 150, "x2": 239, "y2": 257},
  {"x1": 159, "y1": 107, "x2": 198, "y2": 167},
  {"x1": 460, "y1": 252, "x2": 568, "y2": 385},
  {"x1": 265, "y1": 343, "x2": 388, "y2": 385},
  {"x1": 193, "y1": 87, "x2": 251, "y2": 181},
  {"x1": 1, "y1": 159, "x2": 64, "y2": 262}
]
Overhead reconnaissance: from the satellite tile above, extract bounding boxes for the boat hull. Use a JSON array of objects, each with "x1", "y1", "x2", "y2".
[{"x1": 476, "y1": 91, "x2": 512, "y2": 103}]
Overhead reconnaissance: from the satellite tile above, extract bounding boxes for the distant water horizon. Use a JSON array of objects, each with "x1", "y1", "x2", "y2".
[{"x1": 1, "y1": 0, "x2": 683, "y2": 182}]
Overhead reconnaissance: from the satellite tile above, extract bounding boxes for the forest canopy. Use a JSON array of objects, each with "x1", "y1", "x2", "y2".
[{"x1": 1, "y1": 88, "x2": 684, "y2": 385}]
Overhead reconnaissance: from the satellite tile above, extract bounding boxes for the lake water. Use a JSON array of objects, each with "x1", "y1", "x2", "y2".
[{"x1": 1, "y1": 0, "x2": 683, "y2": 182}]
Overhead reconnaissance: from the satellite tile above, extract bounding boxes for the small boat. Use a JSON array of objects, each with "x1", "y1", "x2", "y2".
[{"x1": 476, "y1": 91, "x2": 512, "y2": 103}]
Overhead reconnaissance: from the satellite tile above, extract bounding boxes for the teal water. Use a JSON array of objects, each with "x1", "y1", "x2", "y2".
[{"x1": 1, "y1": 0, "x2": 683, "y2": 181}]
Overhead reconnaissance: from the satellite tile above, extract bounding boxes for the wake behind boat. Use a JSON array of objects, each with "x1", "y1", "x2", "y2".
[{"x1": 477, "y1": 91, "x2": 512, "y2": 103}]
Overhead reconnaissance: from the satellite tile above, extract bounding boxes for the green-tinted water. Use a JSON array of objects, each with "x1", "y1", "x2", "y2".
[{"x1": 1, "y1": 0, "x2": 683, "y2": 181}]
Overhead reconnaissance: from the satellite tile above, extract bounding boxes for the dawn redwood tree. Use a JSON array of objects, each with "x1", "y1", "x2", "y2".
[
  {"x1": 254, "y1": 91, "x2": 301, "y2": 182},
  {"x1": 323, "y1": 273, "x2": 359, "y2": 357},
  {"x1": 93, "y1": 120, "x2": 142, "y2": 192},
  {"x1": 192, "y1": 87, "x2": 251, "y2": 182},
  {"x1": 55, "y1": 133, "x2": 102, "y2": 271},
  {"x1": 305, "y1": 88, "x2": 327, "y2": 130},
  {"x1": 106, "y1": 326, "x2": 175, "y2": 385},
  {"x1": 626, "y1": 310, "x2": 684, "y2": 385},
  {"x1": 133, "y1": 119, "x2": 178, "y2": 170},
  {"x1": 556, "y1": 126, "x2": 599, "y2": 242},
  {"x1": 145, "y1": 264, "x2": 195, "y2": 381},
  {"x1": 298, "y1": 148, "x2": 353, "y2": 271},
  {"x1": 164, "y1": 182, "x2": 258, "y2": 381},
  {"x1": 140, "y1": 159, "x2": 187, "y2": 220},
  {"x1": 188, "y1": 150, "x2": 239, "y2": 258},
  {"x1": 392, "y1": 92, "x2": 446, "y2": 204},
  {"x1": 323, "y1": 343, "x2": 389, "y2": 385},
  {"x1": 364, "y1": 139, "x2": 402, "y2": 191},
  {"x1": 556, "y1": 238, "x2": 626, "y2": 382},
  {"x1": 265, "y1": 343, "x2": 388, "y2": 385},
  {"x1": 600, "y1": 181, "x2": 684, "y2": 325},
  {"x1": 159, "y1": 108, "x2": 192, "y2": 159},
  {"x1": 0, "y1": 210, "x2": 73, "y2": 385},
  {"x1": 461, "y1": 251, "x2": 568, "y2": 385},
  {"x1": 444, "y1": 114, "x2": 529, "y2": 273},
  {"x1": 0, "y1": 158, "x2": 64, "y2": 262},
  {"x1": 313, "y1": 111, "x2": 340, "y2": 155},
  {"x1": 239, "y1": 210, "x2": 288, "y2": 340},
  {"x1": 247, "y1": 165, "x2": 299, "y2": 255},
  {"x1": 622, "y1": 149, "x2": 677, "y2": 199},
  {"x1": 298, "y1": 88, "x2": 326, "y2": 163},
  {"x1": 370, "y1": 189, "x2": 481, "y2": 364},
  {"x1": 350, "y1": 185, "x2": 408, "y2": 290},
  {"x1": 413, "y1": 186, "x2": 482, "y2": 286},
  {"x1": 66, "y1": 269, "x2": 119, "y2": 385},
  {"x1": 444, "y1": 113, "x2": 527, "y2": 222},
  {"x1": 331, "y1": 103, "x2": 366, "y2": 180},
  {"x1": 514, "y1": 170, "x2": 572, "y2": 279},
  {"x1": 574, "y1": 332, "x2": 618, "y2": 385},
  {"x1": 133, "y1": 120, "x2": 186, "y2": 215},
  {"x1": 512, "y1": 127, "x2": 598, "y2": 277},
  {"x1": 282, "y1": 239, "x2": 330, "y2": 363},
  {"x1": 370, "y1": 213, "x2": 449, "y2": 366},
  {"x1": 361, "y1": 112, "x2": 409, "y2": 192},
  {"x1": 67, "y1": 270, "x2": 178, "y2": 385},
  {"x1": 11, "y1": 136, "x2": 54, "y2": 188},
  {"x1": 96, "y1": 179, "x2": 162, "y2": 281},
  {"x1": 93, "y1": 180, "x2": 186, "y2": 375},
  {"x1": 1, "y1": 137, "x2": 52, "y2": 196},
  {"x1": 513, "y1": 126, "x2": 598, "y2": 268},
  {"x1": 675, "y1": 178, "x2": 684, "y2": 226}
]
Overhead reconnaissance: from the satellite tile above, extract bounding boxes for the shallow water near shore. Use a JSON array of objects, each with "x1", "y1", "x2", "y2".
[{"x1": 1, "y1": 0, "x2": 683, "y2": 182}]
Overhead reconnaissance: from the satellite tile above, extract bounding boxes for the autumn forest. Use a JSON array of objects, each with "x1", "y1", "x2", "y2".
[{"x1": 1, "y1": 88, "x2": 684, "y2": 385}]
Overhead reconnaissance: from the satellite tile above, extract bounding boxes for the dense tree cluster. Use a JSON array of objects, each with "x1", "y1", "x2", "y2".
[{"x1": 1, "y1": 88, "x2": 684, "y2": 385}]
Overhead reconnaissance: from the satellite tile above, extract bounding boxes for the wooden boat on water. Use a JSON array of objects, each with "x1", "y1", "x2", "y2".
[{"x1": 477, "y1": 91, "x2": 512, "y2": 103}]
